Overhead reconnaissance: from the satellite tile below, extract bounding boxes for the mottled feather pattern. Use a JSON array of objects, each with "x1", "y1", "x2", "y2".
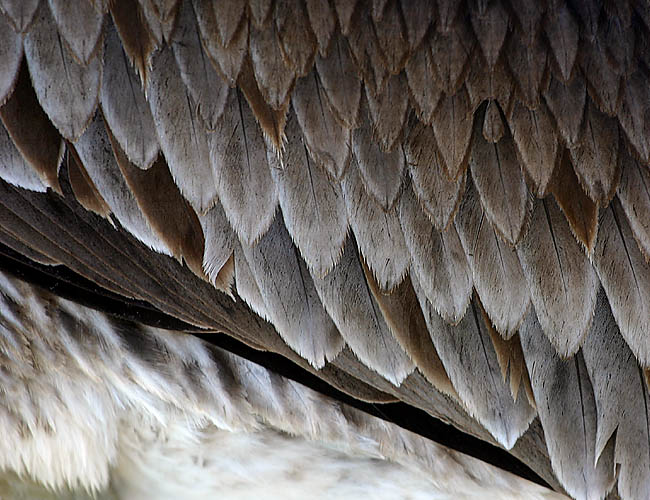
[{"x1": 0, "y1": 1, "x2": 649, "y2": 498}]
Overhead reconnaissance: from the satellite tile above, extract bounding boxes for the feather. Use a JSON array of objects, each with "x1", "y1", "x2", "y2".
[
  {"x1": 455, "y1": 181, "x2": 530, "y2": 338},
  {"x1": 171, "y1": 0, "x2": 229, "y2": 131},
  {"x1": 365, "y1": 73, "x2": 408, "y2": 152},
  {"x1": 291, "y1": 70, "x2": 351, "y2": 180},
  {"x1": 247, "y1": 0, "x2": 272, "y2": 28},
  {"x1": 0, "y1": 61, "x2": 63, "y2": 194},
  {"x1": 403, "y1": 122, "x2": 465, "y2": 231},
  {"x1": 352, "y1": 99, "x2": 404, "y2": 210},
  {"x1": 618, "y1": 146, "x2": 650, "y2": 261},
  {"x1": 435, "y1": 0, "x2": 460, "y2": 32},
  {"x1": 147, "y1": 45, "x2": 217, "y2": 214},
  {"x1": 249, "y1": 21, "x2": 295, "y2": 110},
  {"x1": 275, "y1": 0, "x2": 317, "y2": 77},
  {"x1": 399, "y1": 0, "x2": 433, "y2": 50},
  {"x1": 212, "y1": 0, "x2": 244, "y2": 47},
  {"x1": 0, "y1": 12, "x2": 22, "y2": 106},
  {"x1": 520, "y1": 308, "x2": 616, "y2": 500},
  {"x1": 341, "y1": 163, "x2": 409, "y2": 291},
  {"x1": 197, "y1": 200, "x2": 235, "y2": 289},
  {"x1": 399, "y1": 184, "x2": 472, "y2": 324},
  {"x1": 580, "y1": 38, "x2": 621, "y2": 117},
  {"x1": 516, "y1": 197, "x2": 599, "y2": 356},
  {"x1": 549, "y1": 149, "x2": 598, "y2": 252},
  {"x1": 480, "y1": 303, "x2": 532, "y2": 404},
  {"x1": 582, "y1": 290, "x2": 650, "y2": 500},
  {"x1": 270, "y1": 111, "x2": 348, "y2": 277},
  {"x1": 404, "y1": 45, "x2": 442, "y2": 124},
  {"x1": 311, "y1": 239, "x2": 414, "y2": 385},
  {"x1": 362, "y1": 267, "x2": 458, "y2": 399},
  {"x1": 569, "y1": 100, "x2": 620, "y2": 205},
  {"x1": 505, "y1": 30, "x2": 548, "y2": 109},
  {"x1": 73, "y1": 112, "x2": 170, "y2": 256},
  {"x1": 208, "y1": 88, "x2": 278, "y2": 245},
  {"x1": 429, "y1": 21, "x2": 474, "y2": 94},
  {"x1": 332, "y1": 0, "x2": 357, "y2": 35},
  {"x1": 304, "y1": 0, "x2": 336, "y2": 57},
  {"x1": 508, "y1": 100, "x2": 559, "y2": 197},
  {"x1": 137, "y1": 0, "x2": 178, "y2": 45},
  {"x1": 66, "y1": 146, "x2": 111, "y2": 218},
  {"x1": 431, "y1": 87, "x2": 473, "y2": 180},
  {"x1": 510, "y1": 0, "x2": 543, "y2": 44},
  {"x1": 482, "y1": 100, "x2": 505, "y2": 143},
  {"x1": 469, "y1": 0, "x2": 509, "y2": 69},
  {"x1": 108, "y1": 127, "x2": 207, "y2": 280},
  {"x1": 314, "y1": 33, "x2": 361, "y2": 129},
  {"x1": 23, "y1": 2, "x2": 101, "y2": 141},
  {"x1": 543, "y1": 72, "x2": 586, "y2": 147},
  {"x1": 100, "y1": 25, "x2": 159, "y2": 170},
  {"x1": 618, "y1": 71, "x2": 650, "y2": 165},
  {"x1": 592, "y1": 201, "x2": 650, "y2": 366},
  {"x1": 191, "y1": 0, "x2": 248, "y2": 87},
  {"x1": 346, "y1": 7, "x2": 388, "y2": 95},
  {"x1": 241, "y1": 215, "x2": 344, "y2": 369},
  {"x1": 544, "y1": 2, "x2": 579, "y2": 81},
  {"x1": 469, "y1": 108, "x2": 532, "y2": 246},
  {"x1": 413, "y1": 283, "x2": 535, "y2": 450},
  {"x1": 373, "y1": 0, "x2": 409, "y2": 74},
  {"x1": 465, "y1": 57, "x2": 513, "y2": 113},
  {"x1": 234, "y1": 242, "x2": 270, "y2": 322},
  {"x1": 47, "y1": 0, "x2": 104, "y2": 64},
  {"x1": 0, "y1": 121, "x2": 46, "y2": 193},
  {"x1": 109, "y1": 0, "x2": 158, "y2": 84},
  {"x1": 0, "y1": 0, "x2": 39, "y2": 32},
  {"x1": 236, "y1": 57, "x2": 289, "y2": 151}
]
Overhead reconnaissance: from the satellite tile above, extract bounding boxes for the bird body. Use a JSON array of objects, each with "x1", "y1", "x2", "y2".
[{"x1": 0, "y1": 0, "x2": 648, "y2": 498}]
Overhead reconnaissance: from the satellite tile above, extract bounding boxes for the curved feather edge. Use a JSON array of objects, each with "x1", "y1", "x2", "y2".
[
  {"x1": 617, "y1": 146, "x2": 650, "y2": 262},
  {"x1": 592, "y1": 201, "x2": 650, "y2": 367},
  {"x1": 361, "y1": 264, "x2": 459, "y2": 400},
  {"x1": 271, "y1": 110, "x2": 348, "y2": 277},
  {"x1": 100, "y1": 24, "x2": 160, "y2": 170},
  {"x1": 197, "y1": 201, "x2": 236, "y2": 291},
  {"x1": 516, "y1": 197, "x2": 598, "y2": 357},
  {"x1": 403, "y1": 121, "x2": 465, "y2": 231},
  {"x1": 47, "y1": 0, "x2": 104, "y2": 65},
  {"x1": 311, "y1": 238, "x2": 415, "y2": 386},
  {"x1": 455, "y1": 181, "x2": 530, "y2": 339},
  {"x1": 208, "y1": 88, "x2": 278, "y2": 246},
  {"x1": 0, "y1": 13, "x2": 22, "y2": 107},
  {"x1": 469, "y1": 107, "x2": 532, "y2": 246},
  {"x1": 519, "y1": 308, "x2": 616, "y2": 500},
  {"x1": 412, "y1": 279, "x2": 536, "y2": 450},
  {"x1": 0, "y1": 122, "x2": 46, "y2": 193},
  {"x1": 341, "y1": 163, "x2": 410, "y2": 292},
  {"x1": 107, "y1": 124, "x2": 207, "y2": 280},
  {"x1": 147, "y1": 45, "x2": 218, "y2": 214},
  {"x1": 291, "y1": 70, "x2": 352, "y2": 180},
  {"x1": 73, "y1": 112, "x2": 170, "y2": 257},
  {"x1": 23, "y1": 2, "x2": 101, "y2": 141},
  {"x1": 582, "y1": 289, "x2": 650, "y2": 500},
  {"x1": 399, "y1": 183, "x2": 472, "y2": 324},
  {"x1": 241, "y1": 214, "x2": 344, "y2": 369}
]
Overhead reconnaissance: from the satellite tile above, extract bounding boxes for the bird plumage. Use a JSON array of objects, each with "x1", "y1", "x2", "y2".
[{"x1": 0, "y1": 0, "x2": 648, "y2": 498}]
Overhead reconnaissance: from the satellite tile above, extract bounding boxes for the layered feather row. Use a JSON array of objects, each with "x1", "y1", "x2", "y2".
[{"x1": 0, "y1": 0, "x2": 649, "y2": 498}]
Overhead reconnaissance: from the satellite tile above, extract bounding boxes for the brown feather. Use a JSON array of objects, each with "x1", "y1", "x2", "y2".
[
  {"x1": 431, "y1": 87, "x2": 473, "y2": 180},
  {"x1": 0, "y1": 61, "x2": 63, "y2": 194},
  {"x1": 66, "y1": 145, "x2": 111, "y2": 219},
  {"x1": 404, "y1": 122, "x2": 465, "y2": 231},
  {"x1": 361, "y1": 263, "x2": 458, "y2": 400},
  {"x1": 549, "y1": 149, "x2": 599, "y2": 253}
]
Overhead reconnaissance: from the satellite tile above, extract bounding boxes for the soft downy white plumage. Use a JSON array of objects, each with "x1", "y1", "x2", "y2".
[{"x1": 0, "y1": 271, "x2": 562, "y2": 500}]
